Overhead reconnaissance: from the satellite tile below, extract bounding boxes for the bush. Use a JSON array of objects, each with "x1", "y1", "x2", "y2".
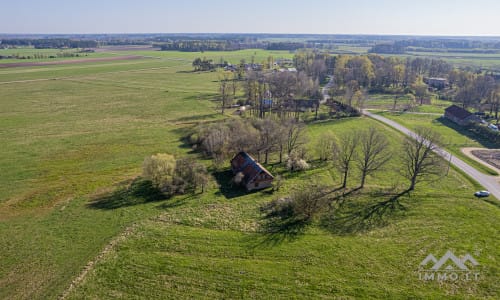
[
  {"x1": 143, "y1": 154, "x2": 209, "y2": 194},
  {"x1": 286, "y1": 153, "x2": 310, "y2": 171},
  {"x1": 142, "y1": 153, "x2": 176, "y2": 193},
  {"x1": 262, "y1": 185, "x2": 328, "y2": 222},
  {"x1": 290, "y1": 188, "x2": 328, "y2": 221}
]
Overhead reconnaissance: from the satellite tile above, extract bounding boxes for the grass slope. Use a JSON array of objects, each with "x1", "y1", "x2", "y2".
[
  {"x1": 68, "y1": 157, "x2": 499, "y2": 299},
  {"x1": 0, "y1": 49, "x2": 498, "y2": 299}
]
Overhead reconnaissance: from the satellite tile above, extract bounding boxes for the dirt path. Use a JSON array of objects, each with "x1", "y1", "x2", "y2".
[
  {"x1": 461, "y1": 147, "x2": 500, "y2": 176},
  {"x1": 58, "y1": 224, "x2": 137, "y2": 299}
]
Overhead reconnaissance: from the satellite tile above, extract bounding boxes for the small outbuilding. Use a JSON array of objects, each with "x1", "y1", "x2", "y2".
[
  {"x1": 424, "y1": 77, "x2": 448, "y2": 89},
  {"x1": 444, "y1": 105, "x2": 480, "y2": 126},
  {"x1": 230, "y1": 152, "x2": 274, "y2": 191}
]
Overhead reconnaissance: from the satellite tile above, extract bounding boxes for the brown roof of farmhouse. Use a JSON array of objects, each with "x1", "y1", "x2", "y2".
[
  {"x1": 445, "y1": 105, "x2": 473, "y2": 120},
  {"x1": 231, "y1": 152, "x2": 273, "y2": 185}
]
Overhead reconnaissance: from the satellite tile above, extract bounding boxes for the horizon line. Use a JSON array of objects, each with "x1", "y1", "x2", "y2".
[{"x1": 1, "y1": 32, "x2": 500, "y2": 38}]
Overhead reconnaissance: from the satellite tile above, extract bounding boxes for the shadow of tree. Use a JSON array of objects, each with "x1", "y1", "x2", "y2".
[
  {"x1": 174, "y1": 113, "x2": 221, "y2": 124},
  {"x1": 87, "y1": 178, "x2": 167, "y2": 210},
  {"x1": 249, "y1": 198, "x2": 310, "y2": 248},
  {"x1": 321, "y1": 189, "x2": 409, "y2": 235},
  {"x1": 156, "y1": 194, "x2": 197, "y2": 210}
]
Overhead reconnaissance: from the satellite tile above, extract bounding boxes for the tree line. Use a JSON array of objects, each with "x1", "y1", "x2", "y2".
[
  {"x1": 206, "y1": 49, "x2": 500, "y2": 127},
  {"x1": 189, "y1": 118, "x2": 307, "y2": 167},
  {"x1": 1, "y1": 38, "x2": 98, "y2": 49},
  {"x1": 330, "y1": 54, "x2": 500, "y2": 116},
  {"x1": 160, "y1": 40, "x2": 245, "y2": 52},
  {"x1": 370, "y1": 39, "x2": 500, "y2": 54}
]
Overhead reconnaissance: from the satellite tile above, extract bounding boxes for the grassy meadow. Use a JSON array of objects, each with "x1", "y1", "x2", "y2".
[
  {"x1": 0, "y1": 47, "x2": 119, "y2": 63},
  {"x1": 379, "y1": 112, "x2": 500, "y2": 176},
  {"x1": 0, "y1": 49, "x2": 499, "y2": 299},
  {"x1": 364, "y1": 93, "x2": 453, "y2": 114}
]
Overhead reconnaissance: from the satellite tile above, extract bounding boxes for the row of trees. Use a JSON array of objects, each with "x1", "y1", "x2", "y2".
[
  {"x1": 161, "y1": 40, "x2": 243, "y2": 52},
  {"x1": 190, "y1": 118, "x2": 307, "y2": 166},
  {"x1": 333, "y1": 55, "x2": 452, "y2": 91},
  {"x1": 370, "y1": 39, "x2": 500, "y2": 54},
  {"x1": 1, "y1": 38, "x2": 97, "y2": 49},
  {"x1": 263, "y1": 126, "x2": 446, "y2": 224},
  {"x1": 315, "y1": 127, "x2": 444, "y2": 192}
]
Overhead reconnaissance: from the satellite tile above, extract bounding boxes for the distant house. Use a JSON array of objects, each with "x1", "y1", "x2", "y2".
[
  {"x1": 230, "y1": 152, "x2": 274, "y2": 191},
  {"x1": 444, "y1": 105, "x2": 480, "y2": 126},
  {"x1": 424, "y1": 77, "x2": 448, "y2": 89}
]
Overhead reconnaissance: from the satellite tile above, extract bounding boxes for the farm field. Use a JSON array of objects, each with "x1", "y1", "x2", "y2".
[
  {"x1": 0, "y1": 48, "x2": 118, "y2": 64},
  {"x1": 0, "y1": 49, "x2": 499, "y2": 299}
]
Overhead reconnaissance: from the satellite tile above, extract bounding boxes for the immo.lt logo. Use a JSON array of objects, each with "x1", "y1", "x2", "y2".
[{"x1": 418, "y1": 250, "x2": 480, "y2": 282}]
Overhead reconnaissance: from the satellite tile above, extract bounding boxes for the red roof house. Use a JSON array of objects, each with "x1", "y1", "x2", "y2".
[{"x1": 230, "y1": 152, "x2": 274, "y2": 191}]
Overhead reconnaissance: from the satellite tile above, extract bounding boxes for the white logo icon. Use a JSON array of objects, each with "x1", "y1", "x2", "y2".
[
  {"x1": 418, "y1": 250, "x2": 480, "y2": 281},
  {"x1": 420, "y1": 250, "x2": 479, "y2": 271}
]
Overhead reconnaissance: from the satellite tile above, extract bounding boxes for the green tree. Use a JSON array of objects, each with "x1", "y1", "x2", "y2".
[{"x1": 142, "y1": 153, "x2": 176, "y2": 192}]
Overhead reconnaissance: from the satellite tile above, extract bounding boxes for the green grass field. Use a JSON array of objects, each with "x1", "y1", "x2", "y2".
[
  {"x1": 378, "y1": 112, "x2": 499, "y2": 176},
  {"x1": 365, "y1": 94, "x2": 452, "y2": 114},
  {"x1": 0, "y1": 48, "x2": 119, "y2": 63},
  {"x1": 0, "y1": 49, "x2": 499, "y2": 299}
]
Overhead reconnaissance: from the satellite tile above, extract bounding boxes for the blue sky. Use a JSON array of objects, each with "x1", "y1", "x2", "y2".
[{"x1": 2, "y1": 0, "x2": 500, "y2": 36}]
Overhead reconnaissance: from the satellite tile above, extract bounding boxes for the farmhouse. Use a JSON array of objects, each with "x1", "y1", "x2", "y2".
[
  {"x1": 424, "y1": 77, "x2": 448, "y2": 89},
  {"x1": 444, "y1": 105, "x2": 480, "y2": 126},
  {"x1": 230, "y1": 152, "x2": 274, "y2": 191}
]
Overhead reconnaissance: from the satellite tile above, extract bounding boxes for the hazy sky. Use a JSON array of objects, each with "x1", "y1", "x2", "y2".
[{"x1": 2, "y1": 0, "x2": 500, "y2": 36}]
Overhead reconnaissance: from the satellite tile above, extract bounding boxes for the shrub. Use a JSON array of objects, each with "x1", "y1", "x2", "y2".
[
  {"x1": 142, "y1": 154, "x2": 209, "y2": 194},
  {"x1": 286, "y1": 153, "x2": 310, "y2": 171},
  {"x1": 290, "y1": 188, "x2": 328, "y2": 221},
  {"x1": 262, "y1": 185, "x2": 328, "y2": 222},
  {"x1": 142, "y1": 153, "x2": 176, "y2": 193}
]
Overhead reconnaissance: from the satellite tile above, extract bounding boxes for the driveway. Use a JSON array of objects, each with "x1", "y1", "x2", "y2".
[
  {"x1": 321, "y1": 75, "x2": 334, "y2": 104},
  {"x1": 363, "y1": 110, "x2": 500, "y2": 200}
]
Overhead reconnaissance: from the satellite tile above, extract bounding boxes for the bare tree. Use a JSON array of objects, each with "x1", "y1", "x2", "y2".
[
  {"x1": 316, "y1": 132, "x2": 336, "y2": 161},
  {"x1": 253, "y1": 118, "x2": 280, "y2": 164},
  {"x1": 284, "y1": 119, "x2": 306, "y2": 156},
  {"x1": 402, "y1": 127, "x2": 445, "y2": 191},
  {"x1": 333, "y1": 131, "x2": 359, "y2": 189},
  {"x1": 356, "y1": 128, "x2": 391, "y2": 188},
  {"x1": 218, "y1": 71, "x2": 230, "y2": 114},
  {"x1": 201, "y1": 123, "x2": 229, "y2": 165}
]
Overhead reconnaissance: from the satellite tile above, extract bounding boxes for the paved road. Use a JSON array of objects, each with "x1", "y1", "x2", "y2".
[{"x1": 363, "y1": 110, "x2": 500, "y2": 200}]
